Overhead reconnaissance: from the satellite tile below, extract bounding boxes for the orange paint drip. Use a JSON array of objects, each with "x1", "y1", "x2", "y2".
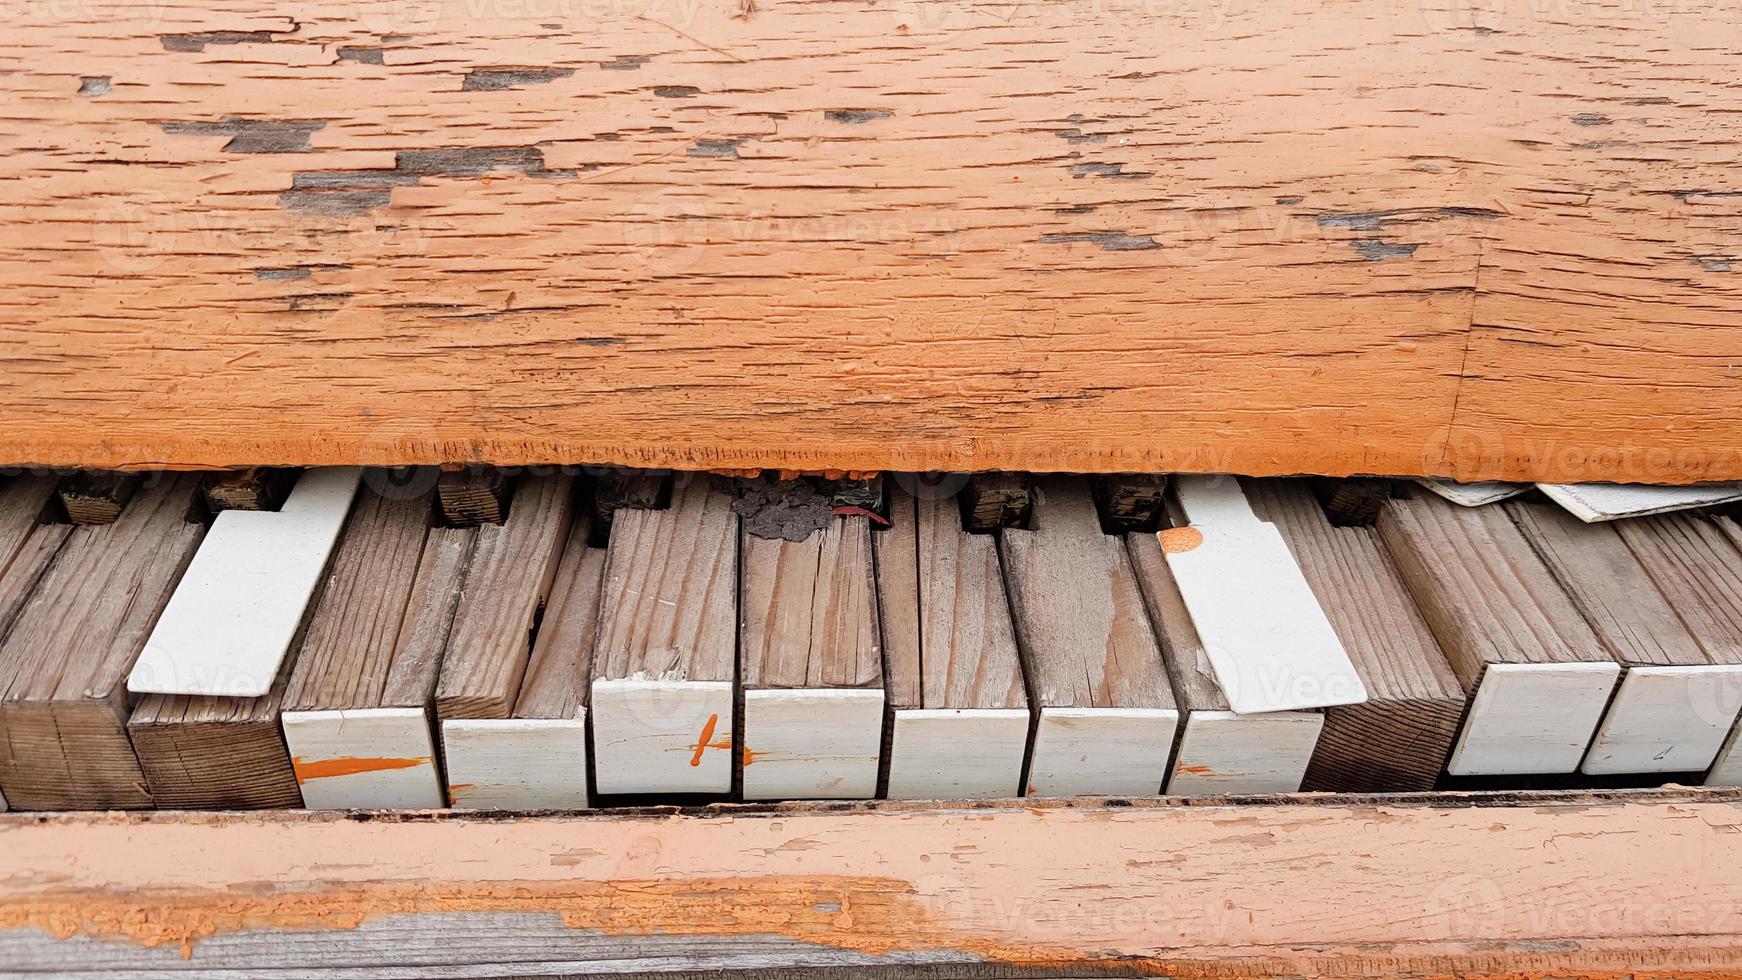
[
  {"x1": 689, "y1": 714, "x2": 720, "y2": 767},
  {"x1": 292, "y1": 756, "x2": 426, "y2": 785},
  {"x1": 1158, "y1": 526, "x2": 1204, "y2": 554},
  {"x1": 741, "y1": 746, "x2": 757, "y2": 766}
]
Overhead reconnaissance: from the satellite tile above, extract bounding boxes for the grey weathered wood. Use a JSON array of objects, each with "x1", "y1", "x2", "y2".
[
  {"x1": 741, "y1": 518, "x2": 881, "y2": 693},
  {"x1": 56, "y1": 470, "x2": 142, "y2": 525},
  {"x1": 513, "y1": 512, "x2": 606, "y2": 721},
  {"x1": 1508, "y1": 499, "x2": 1706, "y2": 668},
  {"x1": 1617, "y1": 514, "x2": 1742, "y2": 667},
  {"x1": 283, "y1": 489, "x2": 434, "y2": 713},
  {"x1": 434, "y1": 474, "x2": 574, "y2": 720},
  {"x1": 0, "y1": 476, "x2": 205, "y2": 809},
  {"x1": 127, "y1": 669, "x2": 302, "y2": 810},
  {"x1": 0, "y1": 475, "x2": 69, "y2": 642},
  {"x1": 1245, "y1": 479, "x2": 1464, "y2": 792}
]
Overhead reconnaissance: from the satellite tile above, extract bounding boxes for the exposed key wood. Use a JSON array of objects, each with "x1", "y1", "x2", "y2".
[
  {"x1": 1610, "y1": 513, "x2": 1742, "y2": 784},
  {"x1": 434, "y1": 474, "x2": 574, "y2": 729},
  {"x1": 590, "y1": 478, "x2": 738, "y2": 795},
  {"x1": 1091, "y1": 474, "x2": 1169, "y2": 533},
  {"x1": 279, "y1": 487, "x2": 442, "y2": 810},
  {"x1": 1000, "y1": 476, "x2": 1177, "y2": 796},
  {"x1": 1127, "y1": 532, "x2": 1323, "y2": 795},
  {"x1": 55, "y1": 471, "x2": 141, "y2": 526},
  {"x1": 739, "y1": 517, "x2": 883, "y2": 800},
  {"x1": 445, "y1": 511, "x2": 603, "y2": 810},
  {"x1": 1245, "y1": 479, "x2": 1464, "y2": 792},
  {"x1": 127, "y1": 671, "x2": 303, "y2": 810},
  {"x1": 1509, "y1": 498, "x2": 1739, "y2": 775},
  {"x1": 879, "y1": 487, "x2": 1029, "y2": 799},
  {"x1": 201, "y1": 467, "x2": 299, "y2": 513},
  {"x1": 1377, "y1": 491, "x2": 1621, "y2": 775},
  {"x1": 0, "y1": 476, "x2": 205, "y2": 809},
  {"x1": 0, "y1": 476, "x2": 70, "y2": 642}
]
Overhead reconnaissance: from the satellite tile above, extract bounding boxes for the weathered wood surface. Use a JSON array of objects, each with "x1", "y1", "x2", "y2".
[
  {"x1": 4, "y1": 1, "x2": 1740, "y2": 483},
  {"x1": 1, "y1": 791, "x2": 1741, "y2": 978}
]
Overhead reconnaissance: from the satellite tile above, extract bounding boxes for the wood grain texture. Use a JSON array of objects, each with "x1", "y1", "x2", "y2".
[
  {"x1": 127, "y1": 671, "x2": 302, "y2": 810},
  {"x1": 513, "y1": 513, "x2": 605, "y2": 721},
  {"x1": 1618, "y1": 514, "x2": 1742, "y2": 668},
  {"x1": 1244, "y1": 479, "x2": 1464, "y2": 793},
  {"x1": 9, "y1": 2, "x2": 1740, "y2": 482},
  {"x1": 741, "y1": 518, "x2": 880, "y2": 692},
  {"x1": 0, "y1": 476, "x2": 69, "y2": 642},
  {"x1": 55, "y1": 471, "x2": 139, "y2": 526},
  {"x1": 433, "y1": 474, "x2": 573, "y2": 720},
  {"x1": 3, "y1": 792, "x2": 1742, "y2": 979},
  {"x1": 0, "y1": 477, "x2": 205, "y2": 809}
]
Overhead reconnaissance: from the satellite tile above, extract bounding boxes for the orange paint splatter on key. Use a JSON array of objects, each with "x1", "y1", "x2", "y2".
[
  {"x1": 292, "y1": 756, "x2": 426, "y2": 784},
  {"x1": 690, "y1": 713, "x2": 721, "y2": 767},
  {"x1": 446, "y1": 784, "x2": 475, "y2": 806},
  {"x1": 741, "y1": 746, "x2": 757, "y2": 766},
  {"x1": 1158, "y1": 526, "x2": 1204, "y2": 554},
  {"x1": 1175, "y1": 763, "x2": 1214, "y2": 775}
]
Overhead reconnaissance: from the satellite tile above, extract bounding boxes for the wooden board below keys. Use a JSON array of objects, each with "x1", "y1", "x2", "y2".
[
  {"x1": 0, "y1": 476, "x2": 205, "y2": 809},
  {"x1": 1378, "y1": 491, "x2": 1620, "y2": 776},
  {"x1": 280, "y1": 489, "x2": 447, "y2": 810},
  {"x1": 1000, "y1": 476, "x2": 1177, "y2": 797},
  {"x1": 1510, "y1": 499, "x2": 1740, "y2": 775},
  {"x1": 739, "y1": 517, "x2": 882, "y2": 801},
  {"x1": 1244, "y1": 479, "x2": 1465, "y2": 793},
  {"x1": 1127, "y1": 532, "x2": 1322, "y2": 795},
  {"x1": 445, "y1": 512, "x2": 603, "y2": 810},
  {"x1": 591, "y1": 478, "x2": 738, "y2": 795},
  {"x1": 877, "y1": 488, "x2": 1028, "y2": 800}
]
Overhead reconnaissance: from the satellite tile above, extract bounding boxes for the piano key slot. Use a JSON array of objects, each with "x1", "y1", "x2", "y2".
[
  {"x1": 1000, "y1": 476, "x2": 1178, "y2": 797},
  {"x1": 959, "y1": 472, "x2": 1034, "y2": 533},
  {"x1": 436, "y1": 465, "x2": 517, "y2": 528},
  {"x1": 1090, "y1": 473, "x2": 1169, "y2": 533},
  {"x1": 55, "y1": 470, "x2": 142, "y2": 526},
  {"x1": 200, "y1": 467, "x2": 301, "y2": 514}
]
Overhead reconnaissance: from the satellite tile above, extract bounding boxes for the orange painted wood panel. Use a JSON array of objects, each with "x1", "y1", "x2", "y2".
[
  {"x1": 0, "y1": 0, "x2": 1737, "y2": 480},
  {"x1": 0, "y1": 792, "x2": 1740, "y2": 975}
]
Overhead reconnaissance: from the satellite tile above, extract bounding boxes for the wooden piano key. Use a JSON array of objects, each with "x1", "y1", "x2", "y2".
[
  {"x1": 434, "y1": 474, "x2": 573, "y2": 798},
  {"x1": 127, "y1": 672, "x2": 302, "y2": 809},
  {"x1": 1244, "y1": 479, "x2": 1466, "y2": 792},
  {"x1": 0, "y1": 476, "x2": 205, "y2": 809},
  {"x1": 1163, "y1": 476, "x2": 1368, "y2": 713},
  {"x1": 1509, "y1": 499, "x2": 1739, "y2": 776},
  {"x1": 591, "y1": 478, "x2": 737, "y2": 795},
  {"x1": 877, "y1": 487, "x2": 1028, "y2": 800},
  {"x1": 55, "y1": 470, "x2": 141, "y2": 526},
  {"x1": 201, "y1": 467, "x2": 299, "y2": 513},
  {"x1": 1377, "y1": 491, "x2": 1621, "y2": 776},
  {"x1": 444, "y1": 511, "x2": 602, "y2": 810},
  {"x1": 437, "y1": 466, "x2": 515, "y2": 527},
  {"x1": 1128, "y1": 533, "x2": 1322, "y2": 795},
  {"x1": 592, "y1": 468, "x2": 671, "y2": 537},
  {"x1": 128, "y1": 467, "x2": 361, "y2": 698},
  {"x1": 1610, "y1": 512, "x2": 1742, "y2": 785},
  {"x1": 278, "y1": 486, "x2": 440, "y2": 809},
  {"x1": 0, "y1": 475, "x2": 69, "y2": 637},
  {"x1": 1001, "y1": 476, "x2": 1178, "y2": 797},
  {"x1": 960, "y1": 473, "x2": 1034, "y2": 532},
  {"x1": 738, "y1": 515, "x2": 882, "y2": 801}
]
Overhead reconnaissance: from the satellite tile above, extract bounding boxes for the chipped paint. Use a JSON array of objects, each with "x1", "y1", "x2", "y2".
[
  {"x1": 160, "y1": 117, "x2": 325, "y2": 154},
  {"x1": 1352, "y1": 239, "x2": 1421, "y2": 261},
  {"x1": 463, "y1": 67, "x2": 576, "y2": 91},
  {"x1": 337, "y1": 46, "x2": 385, "y2": 64},
  {"x1": 688, "y1": 139, "x2": 744, "y2": 159},
  {"x1": 77, "y1": 77, "x2": 110, "y2": 97},
  {"x1": 1039, "y1": 232, "x2": 1159, "y2": 252},
  {"x1": 825, "y1": 109, "x2": 893, "y2": 124}
]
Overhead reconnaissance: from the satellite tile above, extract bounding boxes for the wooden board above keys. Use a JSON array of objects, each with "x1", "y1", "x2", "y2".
[{"x1": 1000, "y1": 476, "x2": 1178, "y2": 797}]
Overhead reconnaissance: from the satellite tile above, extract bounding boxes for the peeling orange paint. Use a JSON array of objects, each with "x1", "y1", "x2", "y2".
[
  {"x1": 292, "y1": 756, "x2": 426, "y2": 784},
  {"x1": 690, "y1": 714, "x2": 721, "y2": 767},
  {"x1": 1158, "y1": 526, "x2": 1204, "y2": 554}
]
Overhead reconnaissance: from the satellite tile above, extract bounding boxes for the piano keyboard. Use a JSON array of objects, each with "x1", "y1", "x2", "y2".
[{"x1": 0, "y1": 466, "x2": 1740, "y2": 813}]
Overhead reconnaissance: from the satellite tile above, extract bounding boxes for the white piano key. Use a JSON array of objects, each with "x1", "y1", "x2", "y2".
[
  {"x1": 1582, "y1": 665, "x2": 1742, "y2": 775},
  {"x1": 1414, "y1": 478, "x2": 1529, "y2": 508},
  {"x1": 129, "y1": 467, "x2": 361, "y2": 697},
  {"x1": 1163, "y1": 476, "x2": 1368, "y2": 714},
  {"x1": 741, "y1": 689, "x2": 883, "y2": 801},
  {"x1": 281, "y1": 707, "x2": 445, "y2": 810},
  {"x1": 884, "y1": 708, "x2": 1029, "y2": 800},
  {"x1": 1165, "y1": 710, "x2": 1324, "y2": 796},
  {"x1": 442, "y1": 717, "x2": 590, "y2": 810},
  {"x1": 1025, "y1": 707, "x2": 1179, "y2": 797},
  {"x1": 1538, "y1": 482, "x2": 1742, "y2": 523},
  {"x1": 590, "y1": 677, "x2": 734, "y2": 795},
  {"x1": 1446, "y1": 662, "x2": 1621, "y2": 776}
]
